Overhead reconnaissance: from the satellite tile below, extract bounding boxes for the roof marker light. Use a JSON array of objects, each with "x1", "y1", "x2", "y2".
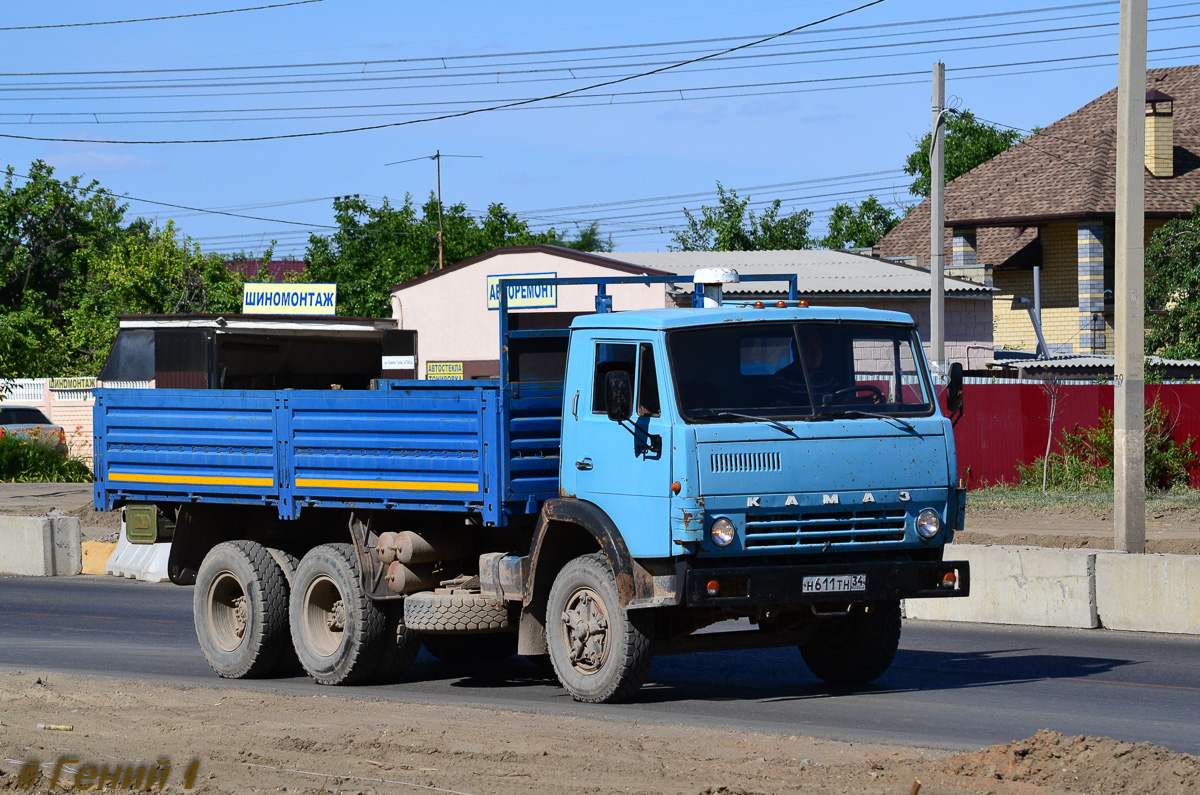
[
  {"x1": 776, "y1": 301, "x2": 787, "y2": 308},
  {"x1": 754, "y1": 301, "x2": 764, "y2": 309}
]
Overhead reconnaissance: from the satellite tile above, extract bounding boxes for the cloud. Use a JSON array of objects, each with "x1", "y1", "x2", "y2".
[{"x1": 44, "y1": 151, "x2": 162, "y2": 173}]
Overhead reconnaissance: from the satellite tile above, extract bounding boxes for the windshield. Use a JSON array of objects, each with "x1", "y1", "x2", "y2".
[{"x1": 667, "y1": 321, "x2": 933, "y2": 422}]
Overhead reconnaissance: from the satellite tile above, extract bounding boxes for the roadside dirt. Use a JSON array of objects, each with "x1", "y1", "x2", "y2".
[
  {"x1": 0, "y1": 672, "x2": 1196, "y2": 794},
  {"x1": 963, "y1": 507, "x2": 1200, "y2": 554}
]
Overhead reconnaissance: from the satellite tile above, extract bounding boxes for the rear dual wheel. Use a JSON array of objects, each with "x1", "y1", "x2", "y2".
[
  {"x1": 193, "y1": 541, "x2": 291, "y2": 679},
  {"x1": 799, "y1": 599, "x2": 901, "y2": 685},
  {"x1": 289, "y1": 543, "x2": 419, "y2": 685}
]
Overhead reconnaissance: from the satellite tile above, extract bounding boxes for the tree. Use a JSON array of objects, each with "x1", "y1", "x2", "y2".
[
  {"x1": 820, "y1": 196, "x2": 900, "y2": 249},
  {"x1": 0, "y1": 161, "x2": 130, "y2": 377},
  {"x1": 65, "y1": 221, "x2": 246, "y2": 375},
  {"x1": 669, "y1": 183, "x2": 815, "y2": 251},
  {"x1": 303, "y1": 193, "x2": 611, "y2": 318},
  {"x1": 903, "y1": 110, "x2": 1022, "y2": 198},
  {"x1": 1146, "y1": 205, "x2": 1200, "y2": 359}
]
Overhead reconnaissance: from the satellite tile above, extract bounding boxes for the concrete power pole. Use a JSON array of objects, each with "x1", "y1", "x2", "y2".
[
  {"x1": 929, "y1": 62, "x2": 946, "y2": 378},
  {"x1": 1114, "y1": 0, "x2": 1147, "y2": 553}
]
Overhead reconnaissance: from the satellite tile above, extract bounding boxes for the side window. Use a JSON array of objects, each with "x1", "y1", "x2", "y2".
[
  {"x1": 592, "y1": 342, "x2": 636, "y2": 413},
  {"x1": 637, "y1": 342, "x2": 661, "y2": 417}
]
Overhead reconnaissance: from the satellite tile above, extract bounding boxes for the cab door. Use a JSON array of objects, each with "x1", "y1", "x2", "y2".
[{"x1": 560, "y1": 336, "x2": 673, "y2": 558}]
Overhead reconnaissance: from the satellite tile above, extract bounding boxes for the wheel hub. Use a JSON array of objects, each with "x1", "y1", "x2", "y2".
[
  {"x1": 232, "y1": 595, "x2": 248, "y2": 639},
  {"x1": 326, "y1": 600, "x2": 346, "y2": 632},
  {"x1": 561, "y1": 587, "x2": 609, "y2": 674}
]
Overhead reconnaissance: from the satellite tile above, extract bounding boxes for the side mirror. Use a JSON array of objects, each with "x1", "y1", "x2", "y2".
[
  {"x1": 604, "y1": 370, "x2": 633, "y2": 421},
  {"x1": 946, "y1": 361, "x2": 964, "y2": 413}
]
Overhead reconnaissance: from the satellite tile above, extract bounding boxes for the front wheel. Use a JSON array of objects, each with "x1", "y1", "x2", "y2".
[
  {"x1": 799, "y1": 599, "x2": 901, "y2": 685},
  {"x1": 546, "y1": 553, "x2": 653, "y2": 703}
]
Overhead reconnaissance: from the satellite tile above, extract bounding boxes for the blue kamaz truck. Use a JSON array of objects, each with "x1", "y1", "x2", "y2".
[{"x1": 93, "y1": 273, "x2": 969, "y2": 703}]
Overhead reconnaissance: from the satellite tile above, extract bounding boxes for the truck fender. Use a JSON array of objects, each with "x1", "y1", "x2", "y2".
[{"x1": 524, "y1": 498, "x2": 647, "y2": 610}]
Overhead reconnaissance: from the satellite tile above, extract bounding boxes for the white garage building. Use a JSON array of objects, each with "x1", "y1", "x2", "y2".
[{"x1": 389, "y1": 245, "x2": 993, "y2": 379}]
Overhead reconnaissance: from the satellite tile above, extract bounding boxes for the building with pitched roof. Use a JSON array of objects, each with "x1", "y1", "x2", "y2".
[
  {"x1": 388, "y1": 245, "x2": 992, "y2": 378},
  {"x1": 878, "y1": 64, "x2": 1200, "y2": 356}
]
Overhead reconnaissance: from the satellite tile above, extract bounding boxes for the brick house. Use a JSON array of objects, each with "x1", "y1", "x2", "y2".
[{"x1": 879, "y1": 65, "x2": 1200, "y2": 356}]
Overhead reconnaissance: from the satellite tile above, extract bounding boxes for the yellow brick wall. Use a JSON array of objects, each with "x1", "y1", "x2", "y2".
[{"x1": 993, "y1": 221, "x2": 1080, "y2": 352}]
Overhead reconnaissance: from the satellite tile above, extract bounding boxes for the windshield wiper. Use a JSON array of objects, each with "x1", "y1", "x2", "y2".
[
  {"x1": 693, "y1": 410, "x2": 799, "y2": 436},
  {"x1": 830, "y1": 409, "x2": 915, "y2": 431}
]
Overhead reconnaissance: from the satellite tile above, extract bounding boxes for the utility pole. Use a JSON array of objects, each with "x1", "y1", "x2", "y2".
[
  {"x1": 929, "y1": 62, "x2": 946, "y2": 379},
  {"x1": 1114, "y1": 0, "x2": 1147, "y2": 553},
  {"x1": 385, "y1": 150, "x2": 482, "y2": 270}
]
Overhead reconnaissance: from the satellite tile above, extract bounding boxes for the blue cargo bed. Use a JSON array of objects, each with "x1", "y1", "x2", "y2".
[{"x1": 93, "y1": 380, "x2": 563, "y2": 526}]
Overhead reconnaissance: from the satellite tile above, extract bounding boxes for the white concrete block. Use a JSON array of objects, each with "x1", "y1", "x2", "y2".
[
  {"x1": 905, "y1": 545, "x2": 1098, "y2": 629},
  {"x1": 0, "y1": 515, "x2": 80, "y2": 576},
  {"x1": 50, "y1": 515, "x2": 82, "y2": 576},
  {"x1": 1095, "y1": 553, "x2": 1200, "y2": 635},
  {"x1": 0, "y1": 515, "x2": 54, "y2": 576}
]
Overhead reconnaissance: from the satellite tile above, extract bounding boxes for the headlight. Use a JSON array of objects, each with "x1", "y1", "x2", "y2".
[
  {"x1": 710, "y1": 517, "x2": 735, "y2": 547},
  {"x1": 915, "y1": 508, "x2": 942, "y2": 539}
]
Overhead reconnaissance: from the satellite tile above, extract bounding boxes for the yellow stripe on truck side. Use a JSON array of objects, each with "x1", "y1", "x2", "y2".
[
  {"x1": 294, "y1": 477, "x2": 479, "y2": 493},
  {"x1": 109, "y1": 472, "x2": 274, "y2": 487}
]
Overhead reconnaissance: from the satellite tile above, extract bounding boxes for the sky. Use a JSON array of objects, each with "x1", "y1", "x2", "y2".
[{"x1": 2, "y1": 0, "x2": 1197, "y2": 257}]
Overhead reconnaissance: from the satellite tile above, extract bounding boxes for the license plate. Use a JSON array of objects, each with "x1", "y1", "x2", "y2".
[{"x1": 802, "y1": 574, "x2": 867, "y2": 594}]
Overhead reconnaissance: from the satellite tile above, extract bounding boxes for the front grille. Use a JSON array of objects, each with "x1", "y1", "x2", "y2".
[
  {"x1": 710, "y1": 451, "x2": 781, "y2": 473},
  {"x1": 744, "y1": 508, "x2": 907, "y2": 549}
]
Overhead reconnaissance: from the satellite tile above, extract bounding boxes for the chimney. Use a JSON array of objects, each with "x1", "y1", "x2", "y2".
[{"x1": 1145, "y1": 88, "x2": 1175, "y2": 178}]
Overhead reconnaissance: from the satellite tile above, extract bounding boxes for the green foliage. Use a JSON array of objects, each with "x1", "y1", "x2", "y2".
[
  {"x1": 820, "y1": 196, "x2": 900, "y2": 249},
  {"x1": 1145, "y1": 204, "x2": 1200, "y2": 359},
  {"x1": 64, "y1": 221, "x2": 246, "y2": 374},
  {"x1": 669, "y1": 182, "x2": 814, "y2": 251},
  {"x1": 903, "y1": 110, "x2": 1022, "y2": 198},
  {"x1": 303, "y1": 194, "x2": 611, "y2": 317},
  {"x1": 1017, "y1": 397, "x2": 1200, "y2": 492},
  {"x1": 0, "y1": 160, "x2": 251, "y2": 378},
  {"x1": 0, "y1": 161, "x2": 129, "y2": 378},
  {"x1": 0, "y1": 435, "x2": 92, "y2": 483}
]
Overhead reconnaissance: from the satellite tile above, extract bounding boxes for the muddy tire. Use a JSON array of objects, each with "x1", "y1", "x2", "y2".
[
  {"x1": 546, "y1": 552, "x2": 653, "y2": 703},
  {"x1": 263, "y1": 545, "x2": 304, "y2": 677},
  {"x1": 289, "y1": 543, "x2": 386, "y2": 686},
  {"x1": 799, "y1": 599, "x2": 902, "y2": 685},
  {"x1": 421, "y1": 632, "x2": 518, "y2": 663},
  {"x1": 370, "y1": 601, "x2": 422, "y2": 684},
  {"x1": 193, "y1": 540, "x2": 290, "y2": 679},
  {"x1": 403, "y1": 591, "x2": 511, "y2": 633}
]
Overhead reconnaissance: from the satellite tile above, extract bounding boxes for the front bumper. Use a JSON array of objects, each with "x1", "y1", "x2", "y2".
[{"x1": 683, "y1": 559, "x2": 970, "y2": 607}]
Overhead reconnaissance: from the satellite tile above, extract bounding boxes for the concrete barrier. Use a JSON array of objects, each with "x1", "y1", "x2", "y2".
[
  {"x1": 104, "y1": 530, "x2": 171, "y2": 582},
  {"x1": 1095, "y1": 553, "x2": 1200, "y2": 635},
  {"x1": 905, "y1": 545, "x2": 1098, "y2": 629},
  {"x1": 0, "y1": 515, "x2": 81, "y2": 576}
]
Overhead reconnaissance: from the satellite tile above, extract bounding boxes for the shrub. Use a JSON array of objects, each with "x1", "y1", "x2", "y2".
[
  {"x1": 0, "y1": 434, "x2": 93, "y2": 482},
  {"x1": 1018, "y1": 397, "x2": 1199, "y2": 492}
]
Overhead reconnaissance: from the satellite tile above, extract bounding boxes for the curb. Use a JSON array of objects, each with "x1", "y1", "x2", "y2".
[{"x1": 906, "y1": 544, "x2": 1200, "y2": 635}]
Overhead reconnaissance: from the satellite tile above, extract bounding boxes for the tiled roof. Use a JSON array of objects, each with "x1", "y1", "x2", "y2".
[{"x1": 878, "y1": 64, "x2": 1200, "y2": 266}]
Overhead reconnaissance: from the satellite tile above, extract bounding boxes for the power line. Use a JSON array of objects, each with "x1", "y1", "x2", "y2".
[
  {"x1": 0, "y1": 1, "x2": 323, "y2": 32},
  {"x1": 12, "y1": 12, "x2": 1198, "y2": 97},
  {"x1": 0, "y1": 0, "x2": 889, "y2": 144},
  {"x1": 0, "y1": 1, "x2": 1127, "y2": 73}
]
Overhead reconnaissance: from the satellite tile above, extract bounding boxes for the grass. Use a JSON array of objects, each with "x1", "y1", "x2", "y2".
[{"x1": 968, "y1": 484, "x2": 1200, "y2": 513}]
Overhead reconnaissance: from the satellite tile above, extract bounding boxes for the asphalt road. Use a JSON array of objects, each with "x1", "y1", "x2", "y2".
[{"x1": 2, "y1": 575, "x2": 1198, "y2": 755}]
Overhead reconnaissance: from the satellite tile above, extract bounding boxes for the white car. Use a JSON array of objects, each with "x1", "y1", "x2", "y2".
[{"x1": 0, "y1": 405, "x2": 67, "y2": 453}]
